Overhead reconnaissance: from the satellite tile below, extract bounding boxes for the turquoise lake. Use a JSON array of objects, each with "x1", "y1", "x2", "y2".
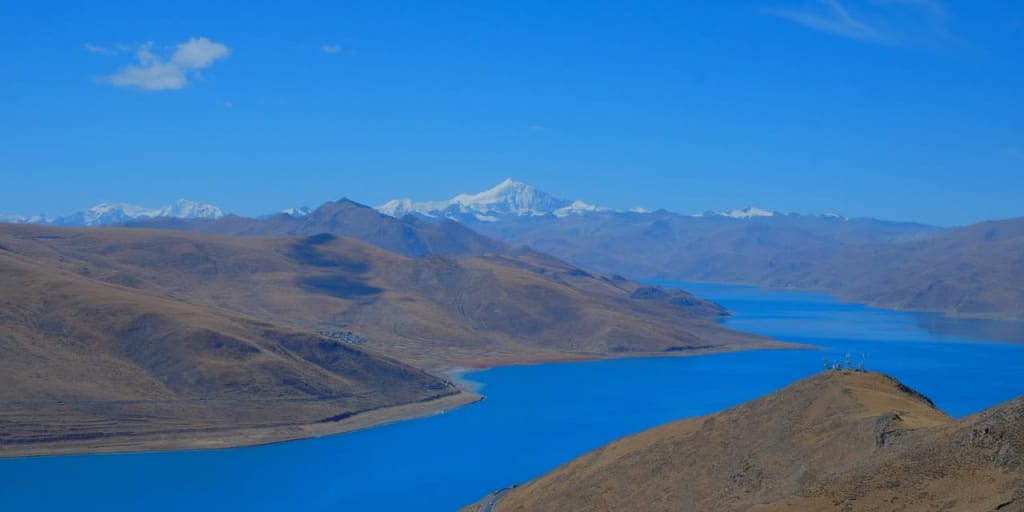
[{"x1": 2, "y1": 282, "x2": 1023, "y2": 511}]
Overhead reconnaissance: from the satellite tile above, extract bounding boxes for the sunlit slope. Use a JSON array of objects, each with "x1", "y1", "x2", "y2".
[
  {"x1": 0, "y1": 248, "x2": 458, "y2": 456},
  {"x1": 0, "y1": 224, "x2": 781, "y2": 369},
  {"x1": 479, "y1": 371, "x2": 1024, "y2": 512},
  {"x1": 472, "y1": 211, "x2": 1024, "y2": 318}
]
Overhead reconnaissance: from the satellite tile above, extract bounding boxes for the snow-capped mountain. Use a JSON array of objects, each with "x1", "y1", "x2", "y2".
[
  {"x1": 0, "y1": 213, "x2": 53, "y2": 224},
  {"x1": 1, "y1": 199, "x2": 224, "y2": 227},
  {"x1": 376, "y1": 179, "x2": 846, "y2": 224},
  {"x1": 281, "y1": 206, "x2": 313, "y2": 218},
  {"x1": 552, "y1": 199, "x2": 609, "y2": 218},
  {"x1": 377, "y1": 178, "x2": 608, "y2": 222},
  {"x1": 697, "y1": 207, "x2": 778, "y2": 219},
  {"x1": 49, "y1": 203, "x2": 162, "y2": 226},
  {"x1": 694, "y1": 208, "x2": 851, "y2": 221},
  {"x1": 157, "y1": 199, "x2": 223, "y2": 220}
]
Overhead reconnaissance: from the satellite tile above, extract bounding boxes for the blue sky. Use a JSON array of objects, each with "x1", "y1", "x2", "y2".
[{"x1": 1, "y1": 0, "x2": 1021, "y2": 226}]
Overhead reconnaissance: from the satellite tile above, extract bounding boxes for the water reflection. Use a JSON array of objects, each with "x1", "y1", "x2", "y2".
[
  {"x1": 659, "y1": 279, "x2": 1024, "y2": 346},
  {"x1": 914, "y1": 313, "x2": 1024, "y2": 344}
]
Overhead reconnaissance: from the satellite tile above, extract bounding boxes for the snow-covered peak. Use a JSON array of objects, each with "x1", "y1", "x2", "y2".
[
  {"x1": 448, "y1": 178, "x2": 571, "y2": 217},
  {"x1": 57, "y1": 202, "x2": 161, "y2": 226},
  {"x1": 281, "y1": 206, "x2": 313, "y2": 218},
  {"x1": 10, "y1": 199, "x2": 225, "y2": 227},
  {"x1": 377, "y1": 199, "x2": 417, "y2": 218},
  {"x1": 553, "y1": 200, "x2": 609, "y2": 218},
  {"x1": 691, "y1": 207, "x2": 852, "y2": 221},
  {"x1": 377, "y1": 178, "x2": 592, "y2": 221},
  {"x1": 0, "y1": 213, "x2": 53, "y2": 224},
  {"x1": 697, "y1": 207, "x2": 778, "y2": 219},
  {"x1": 721, "y1": 207, "x2": 776, "y2": 219},
  {"x1": 819, "y1": 212, "x2": 848, "y2": 221},
  {"x1": 158, "y1": 199, "x2": 223, "y2": 220},
  {"x1": 87, "y1": 202, "x2": 158, "y2": 217}
]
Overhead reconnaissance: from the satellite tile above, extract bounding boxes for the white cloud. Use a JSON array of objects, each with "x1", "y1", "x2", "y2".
[
  {"x1": 321, "y1": 44, "x2": 343, "y2": 54},
  {"x1": 85, "y1": 43, "x2": 111, "y2": 54},
  {"x1": 104, "y1": 37, "x2": 231, "y2": 90},
  {"x1": 172, "y1": 38, "x2": 231, "y2": 68},
  {"x1": 84, "y1": 42, "x2": 132, "y2": 55},
  {"x1": 762, "y1": 0, "x2": 954, "y2": 46},
  {"x1": 763, "y1": 0, "x2": 886, "y2": 43}
]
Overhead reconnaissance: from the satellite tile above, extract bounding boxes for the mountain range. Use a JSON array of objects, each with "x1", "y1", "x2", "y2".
[
  {"x1": 4, "y1": 180, "x2": 1023, "y2": 319},
  {"x1": 372, "y1": 180, "x2": 1024, "y2": 319},
  {"x1": 375, "y1": 178, "x2": 809, "y2": 221},
  {"x1": 468, "y1": 371, "x2": 1024, "y2": 512},
  {"x1": 377, "y1": 177, "x2": 614, "y2": 222},
  {"x1": 1, "y1": 199, "x2": 223, "y2": 227},
  {"x1": 0, "y1": 179, "x2": 801, "y2": 228},
  {"x1": 129, "y1": 198, "x2": 512, "y2": 259}
]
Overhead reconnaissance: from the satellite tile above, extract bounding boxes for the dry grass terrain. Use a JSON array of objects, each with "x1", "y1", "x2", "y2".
[
  {"x1": 472, "y1": 211, "x2": 1024, "y2": 319},
  {"x1": 472, "y1": 371, "x2": 1024, "y2": 512},
  {"x1": 0, "y1": 223, "x2": 783, "y2": 456},
  {"x1": 0, "y1": 224, "x2": 782, "y2": 369},
  {"x1": 818, "y1": 218, "x2": 1024, "y2": 318},
  {"x1": 0, "y1": 247, "x2": 463, "y2": 457}
]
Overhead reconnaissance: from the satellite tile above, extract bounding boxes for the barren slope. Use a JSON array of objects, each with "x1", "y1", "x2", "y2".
[
  {"x1": 475, "y1": 371, "x2": 1024, "y2": 512},
  {"x1": 0, "y1": 224, "x2": 783, "y2": 369},
  {"x1": 472, "y1": 212, "x2": 1024, "y2": 319},
  {"x1": 0, "y1": 249, "x2": 464, "y2": 457}
]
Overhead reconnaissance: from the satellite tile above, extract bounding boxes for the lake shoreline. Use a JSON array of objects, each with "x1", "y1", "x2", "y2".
[
  {"x1": 652, "y1": 277, "x2": 1024, "y2": 322},
  {"x1": 1, "y1": 340, "x2": 806, "y2": 460},
  {"x1": 0, "y1": 391, "x2": 482, "y2": 460},
  {"x1": 440, "y1": 338, "x2": 811, "y2": 375}
]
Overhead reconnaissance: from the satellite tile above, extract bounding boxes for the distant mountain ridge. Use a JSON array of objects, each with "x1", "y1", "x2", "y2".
[
  {"x1": 8, "y1": 181, "x2": 1021, "y2": 318},
  {"x1": 131, "y1": 198, "x2": 511, "y2": 259},
  {"x1": 1, "y1": 199, "x2": 223, "y2": 227},
  {"x1": 376, "y1": 178, "x2": 844, "y2": 222},
  {"x1": 280, "y1": 206, "x2": 313, "y2": 218},
  {"x1": 377, "y1": 178, "x2": 612, "y2": 222},
  {"x1": 0, "y1": 179, "x2": 853, "y2": 227},
  {"x1": 374, "y1": 180, "x2": 1024, "y2": 319},
  {"x1": 696, "y1": 206, "x2": 779, "y2": 219}
]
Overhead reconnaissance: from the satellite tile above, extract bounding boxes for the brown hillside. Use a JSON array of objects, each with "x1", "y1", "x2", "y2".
[
  {"x1": 476, "y1": 371, "x2": 1024, "y2": 512},
  {"x1": 824, "y1": 218, "x2": 1024, "y2": 318},
  {"x1": 0, "y1": 248, "x2": 464, "y2": 457},
  {"x1": 476, "y1": 212, "x2": 1024, "y2": 319},
  {"x1": 0, "y1": 224, "x2": 782, "y2": 369}
]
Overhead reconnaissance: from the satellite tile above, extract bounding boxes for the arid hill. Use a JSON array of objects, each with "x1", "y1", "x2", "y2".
[
  {"x1": 0, "y1": 247, "x2": 466, "y2": 457},
  {"x1": 799, "y1": 218, "x2": 1024, "y2": 318},
  {"x1": 469, "y1": 212, "x2": 1024, "y2": 319},
  {"x1": 0, "y1": 224, "x2": 779, "y2": 369},
  {"x1": 470, "y1": 371, "x2": 1024, "y2": 512},
  {"x1": 468, "y1": 210, "x2": 940, "y2": 281}
]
